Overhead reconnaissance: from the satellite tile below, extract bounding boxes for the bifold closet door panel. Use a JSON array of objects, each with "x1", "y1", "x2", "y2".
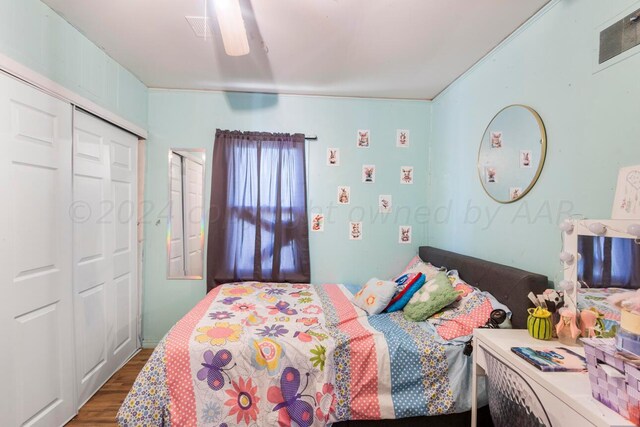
[
  {"x1": 108, "y1": 114, "x2": 138, "y2": 370},
  {"x1": 0, "y1": 73, "x2": 76, "y2": 426},
  {"x1": 73, "y1": 110, "x2": 138, "y2": 407},
  {"x1": 184, "y1": 157, "x2": 204, "y2": 277},
  {"x1": 169, "y1": 152, "x2": 185, "y2": 276}
]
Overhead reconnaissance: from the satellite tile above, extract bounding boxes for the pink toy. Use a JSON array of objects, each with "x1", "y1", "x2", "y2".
[
  {"x1": 556, "y1": 307, "x2": 580, "y2": 345},
  {"x1": 579, "y1": 309, "x2": 598, "y2": 338}
]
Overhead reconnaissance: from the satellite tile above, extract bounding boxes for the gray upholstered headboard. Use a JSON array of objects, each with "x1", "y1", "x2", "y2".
[{"x1": 419, "y1": 246, "x2": 548, "y2": 329}]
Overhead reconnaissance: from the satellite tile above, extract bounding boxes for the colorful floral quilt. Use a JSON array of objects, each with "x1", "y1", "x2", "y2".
[{"x1": 117, "y1": 282, "x2": 470, "y2": 426}]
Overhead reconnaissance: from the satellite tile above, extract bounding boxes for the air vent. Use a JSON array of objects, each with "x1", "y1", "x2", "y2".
[
  {"x1": 599, "y1": 8, "x2": 640, "y2": 64},
  {"x1": 185, "y1": 16, "x2": 213, "y2": 39}
]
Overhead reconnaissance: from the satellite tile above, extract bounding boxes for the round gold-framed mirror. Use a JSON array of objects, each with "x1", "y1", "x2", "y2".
[{"x1": 477, "y1": 105, "x2": 547, "y2": 203}]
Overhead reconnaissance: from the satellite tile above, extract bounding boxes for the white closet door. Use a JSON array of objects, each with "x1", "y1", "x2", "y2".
[
  {"x1": 0, "y1": 74, "x2": 75, "y2": 426},
  {"x1": 169, "y1": 152, "x2": 185, "y2": 276},
  {"x1": 73, "y1": 110, "x2": 138, "y2": 407},
  {"x1": 108, "y1": 113, "x2": 139, "y2": 375},
  {"x1": 184, "y1": 157, "x2": 204, "y2": 277}
]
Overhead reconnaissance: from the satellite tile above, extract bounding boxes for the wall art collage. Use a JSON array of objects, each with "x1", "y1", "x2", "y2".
[{"x1": 313, "y1": 129, "x2": 414, "y2": 244}]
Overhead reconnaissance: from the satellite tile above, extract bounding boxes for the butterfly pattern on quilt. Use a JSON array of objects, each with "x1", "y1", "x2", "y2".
[
  {"x1": 188, "y1": 283, "x2": 334, "y2": 426},
  {"x1": 197, "y1": 349, "x2": 235, "y2": 391},
  {"x1": 269, "y1": 367, "x2": 316, "y2": 427}
]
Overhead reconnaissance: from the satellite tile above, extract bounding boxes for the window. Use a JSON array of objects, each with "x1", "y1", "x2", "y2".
[{"x1": 207, "y1": 131, "x2": 310, "y2": 288}]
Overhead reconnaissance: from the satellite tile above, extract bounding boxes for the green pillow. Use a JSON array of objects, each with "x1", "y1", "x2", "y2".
[{"x1": 403, "y1": 272, "x2": 460, "y2": 322}]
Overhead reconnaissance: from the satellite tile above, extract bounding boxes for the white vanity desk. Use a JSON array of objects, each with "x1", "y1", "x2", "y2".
[{"x1": 472, "y1": 329, "x2": 635, "y2": 427}]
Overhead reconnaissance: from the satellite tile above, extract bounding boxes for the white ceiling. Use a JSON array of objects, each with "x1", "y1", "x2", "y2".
[{"x1": 43, "y1": 0, "x2": 550, "y2": 100}]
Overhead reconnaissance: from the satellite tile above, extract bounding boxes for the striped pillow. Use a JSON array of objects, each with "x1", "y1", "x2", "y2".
[{"x1": 385, "y1": 272, "x2": 426, "y2": 312}]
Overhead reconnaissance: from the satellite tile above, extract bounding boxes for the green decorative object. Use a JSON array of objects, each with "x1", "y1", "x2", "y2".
[{"x1": 527, "y1": 307, "x2": 552, "y2": 340}]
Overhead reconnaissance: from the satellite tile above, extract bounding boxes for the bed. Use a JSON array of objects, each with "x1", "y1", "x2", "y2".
[{"x1": 117, "y1": 246, "x2": 548, "y2": 426}]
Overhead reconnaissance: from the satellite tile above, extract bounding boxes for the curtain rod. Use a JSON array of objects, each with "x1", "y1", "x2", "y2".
[{"x1": 305, "y1": 135, "x2": 318, "y2": 141}]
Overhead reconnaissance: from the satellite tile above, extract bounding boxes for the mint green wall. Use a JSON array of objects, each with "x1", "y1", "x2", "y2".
[
  {"x1": 143, "y1": 90, "x2": 430, "y2": 345},
  {"x1": 28, "y1": 0, "x2": 637, "y2": 344},
  {"x1": 429, "y1": 0, "x2": 640, "y2": 283},
  {"x1": 0, "y1": 0, "x2": 148, "y2": 129}
]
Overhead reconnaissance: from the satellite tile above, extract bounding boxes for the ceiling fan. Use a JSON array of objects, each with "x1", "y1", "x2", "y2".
[{"x1": 210, "y1": 0, "x2": 250, "y2": 56}]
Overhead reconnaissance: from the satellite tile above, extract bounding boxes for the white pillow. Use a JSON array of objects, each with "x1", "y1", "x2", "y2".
[{"x1": 352, "y1": 278, "x2": 397, "y2": 315}]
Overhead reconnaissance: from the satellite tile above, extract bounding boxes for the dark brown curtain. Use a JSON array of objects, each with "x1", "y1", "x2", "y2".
[{"x1": 207, "y1": 130, "x2": 310, "y2": 290}]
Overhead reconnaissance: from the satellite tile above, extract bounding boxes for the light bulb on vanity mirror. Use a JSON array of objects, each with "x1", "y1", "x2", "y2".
[
  {"x1": 588, "y1": 222, "x2": 607, "y2": 236},
  {"x1": 628, "y1": 223, "x2": 640, "y2": 238},
  {"x1": 559, "y1": 280, "x2": 574, "y2": 291},
  {"x1": 559, "y1": 219, "x2": 574, "y2": 234},
  {"x1": 559, "y1": 251, "x2": 575, "y2": 265}
]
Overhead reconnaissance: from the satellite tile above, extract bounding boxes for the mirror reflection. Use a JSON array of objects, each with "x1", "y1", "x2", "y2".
[
  {"x1": 478, "y1": 105, "x2": 546, "y2": 203},
  {"x1": 168, "y1": 149, "x2": 206, "y2": 279},
  {"x1": 578, "y1": 235, "x2": 640, "y2": 289}
]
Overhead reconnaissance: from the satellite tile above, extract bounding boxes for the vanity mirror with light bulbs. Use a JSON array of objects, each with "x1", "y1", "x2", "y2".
[{"x1": 559, "y1": 218, "x2": 640, "y2": 310}]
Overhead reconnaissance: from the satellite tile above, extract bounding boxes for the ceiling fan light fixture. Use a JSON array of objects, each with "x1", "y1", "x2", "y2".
[{"x1": 213, "y1": 0, "x2": 250, "y2": 56}]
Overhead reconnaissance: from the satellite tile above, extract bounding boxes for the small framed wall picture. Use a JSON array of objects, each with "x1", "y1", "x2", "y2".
[
  {"x1": 327, "y1": 148, "x2": 340, "y2": 166},
  {"x1": 509, "y1": 187, "x2": 522, "y2": 200},
  {"x1": 379, "y1": 195, "x2": 392, "y2": 214},
  {"x1": 491, "y1": 131, "x2": 503, "y2": 148},
  {"x1": 349, "y1": 221, "x2": 363, "y2": 240},
  {"x1": 485, "y1": 167, "x2": 497, "y2": 184},
  {"x1": 362, "y1": 165, "x2": 375, "y2": 183},
  {"x1": 520, "y1": 150, "x2": 532, "y2": 168},
  {"x1": 399, "y1": 226, "x2": 412, "y2": 244},
  {"x1": 396, "y1": 129, "x2": 410, "y2": 147},
  {"x1": 311, "y1": 214, "x2": 325, "y2": 232},
  {"x1": 612, "y1": 165, "x2": 640, "y2": 219},
  {"x1": 337, "y1": 186, "x2": 351, "y2": 204},
  {"x1": 400, "y1": 166, "x2": 414, "y2": 184},
  {"x1": 357, "y1": 129, "x2": 370, "y2": 148}
]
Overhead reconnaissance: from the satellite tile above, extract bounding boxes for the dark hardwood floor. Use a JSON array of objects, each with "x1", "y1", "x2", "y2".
[{"x1": 66, "y1": 349, "x2": 153, "y2": 426}]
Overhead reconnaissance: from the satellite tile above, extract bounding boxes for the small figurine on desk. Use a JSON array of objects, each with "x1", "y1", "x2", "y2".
[
  {"x1": 579, "y1": 309, "x2": 598, "y2": 338},
  {"x1": 556, "y1": 307, "x2": 581, "y2": 346}
]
